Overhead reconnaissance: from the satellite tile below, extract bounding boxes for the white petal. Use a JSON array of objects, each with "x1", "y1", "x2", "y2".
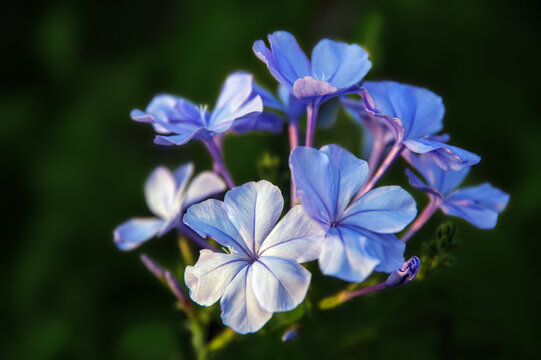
[
  {"x1": 184, "y1": 249, "x2": 248, "y2": 306},
  {"x1": 183, "y1": 171, "x2": 226, "y2": 208},
  {"x1": 224, "y1": 180, "x2": 284, "y2": 253},
  {"x1": 220, "y1": 266, "x2": 273, "y2": 334},
  {"x1": 251, "y1": 256, "x2": 311, "y2": 312},
  {"x1": 145, "y1": 167, "x2": 177, "y2": 219},
  {"x1": 258, "y1": 205, "x2": 324, "y2": 263}
]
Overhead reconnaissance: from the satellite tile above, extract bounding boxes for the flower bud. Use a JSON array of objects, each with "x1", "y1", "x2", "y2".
[
  {"x1": 385, "y1": 256, "x2": 420, "y2": 287},
  {"x1": 281, "y1": 327, "x2": 299, "y2": 342}
]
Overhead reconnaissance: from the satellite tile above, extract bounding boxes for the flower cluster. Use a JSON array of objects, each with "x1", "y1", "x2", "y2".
[{"x1": 114, "y1": 30, "x2": 509, "y2": 341}]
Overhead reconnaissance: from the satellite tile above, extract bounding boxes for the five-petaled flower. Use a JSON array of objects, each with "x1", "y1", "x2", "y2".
[
  {"x1": 353, "y1": 81, "x2": 481, "y2": 171},
  {"x1": 183, "y1": 180, "x2": 325, "y2": 334},
  {"x1": 253, "y1": 31, "x2": 372, "y2": 106},
  {"x1": 405, "y1": 151, "x2": 509, "y2": 229},
  {"x1": 289, "y1": 144, "x2": 417, "y2": 282},
  {"x1": 114, "y1": 164, "x2": 225, "y2": 250},
  {"x1": 130, "y1": 72, "x2": 263, "y2": 146}
]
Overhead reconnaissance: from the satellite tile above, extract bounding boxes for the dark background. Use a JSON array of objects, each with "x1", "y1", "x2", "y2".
[{"x1": 3, "y1": 0, "x2": 539, "y2": 359}]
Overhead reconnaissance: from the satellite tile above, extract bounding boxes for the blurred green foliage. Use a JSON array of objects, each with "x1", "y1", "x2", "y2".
[{"x1": 3, "y1": 0, "x2": 539, "y2": 359}]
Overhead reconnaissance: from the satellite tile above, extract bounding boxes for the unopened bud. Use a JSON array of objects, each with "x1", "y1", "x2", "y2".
[
  {"x1": 281, "y1": 327, "x2": 299, "y2": 342},
  {"x1": 385, "y1": 256, "x2": 420, "y2": 287}
]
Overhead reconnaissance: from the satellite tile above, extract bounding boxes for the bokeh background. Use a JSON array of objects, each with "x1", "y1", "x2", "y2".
[{"x1": 4, "y1": 0, "x2": 539, "y2": 359}]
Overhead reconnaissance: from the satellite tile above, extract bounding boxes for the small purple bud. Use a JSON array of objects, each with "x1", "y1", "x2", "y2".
[
  {"x1": 140, "y1": 253, "x2": 165, "y2": 281},
  {"x1": 385, "y1": 256, "x2": 421, "y2": 288},
  {"x1": 281, "y1": 328, "x2": 299, "y2": 342},
  {"x1": 164, "y1": 270, "x2": 188, "y2": 305}
]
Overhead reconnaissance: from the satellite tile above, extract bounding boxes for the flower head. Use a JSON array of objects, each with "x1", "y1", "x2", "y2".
[
  {"x1": 130, "y1": 73, "x2": 263, "y2": 146},
  {"x1": 253, "y1": 31, "x2": 372, "y2": 105},
  {"x1": 405, "y1": 151, "x2": 510, "y2": 229},
  {"x1": 183, "y1": 180, "x2": 325, "y2": 334},
  {"x1": 357, "y1": 81, "x2": 481, "y2": 171},
  {"x1": 289, "y1": 144, "x2": 417, "y2": 282},
  {"x1": 113, "y1": 164, "x2": 226, "y2": 250}
]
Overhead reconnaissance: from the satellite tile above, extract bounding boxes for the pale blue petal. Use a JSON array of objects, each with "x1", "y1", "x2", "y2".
[
  {"x1": 253, "y1": 40, "x2": 294, "y2": 91},
  {"x1": 278, "y1": 85, "x2": 305, "y2": 119},
  {"x1": 311, "y1": 39, "x2": 372, "y2": 89},
  {"x1": 318, "y1": 227, "x2": 380, "y2": 282},
  {"x1": 113, "y1": 217, "x2": 165, "y2": 251},
  {"x1": 183, "y1": 199, "x2": 251, "y2": 256},
  {"x1": 183, "y1": 172, "x2": 226, "y2": 209},
  {"x1": 357, "y1": 231, "x2": 405, "y2": 273},
  {"x1": 184, "y1": 249, "x2": 248, "y2": 306},
  {"x1": 267, "y1": 31, "x2": 311, "y2": 85},
  {"x1": 231, "y1": 112, "x2": 284, "y2": 134},
  {"x1": 172, "y1": 163, "x2": 194, "y2": 210},
  {"x1": 404, "y1": 151, "x2": 470, "y2": 196},
  {"x1": 289, "y1": 146, "x2": 338, "y2": 224},
  {"x1": 154, "y1": 127, "x2": 207, "y2": 146},
  {"x1": 144, "y1": 167, "x2": 176, "y2": 219},
  {"x1": 340, "y1": 186, "x2": 417, "y2": 233},
  {"x1": 214, "y1": 73, "x2": 254, "y2": 114},
  {"x1": 258, "y1": 205, "x2": 325, "y2": 263},
  {"x1": 442, "y1": 183, "x2": 509, "y2": 229},
  {"x1": 224, "y1": 181, "x2": 284, "y2": 254},
  {"x1": 130, "y1": 108, "x2": 170, "y2": 134},
  {"x1": 251, "y1": 256, "x2": 311, "y2": 312},
  {"x1": 362, "y1": 81, "x2": 444, "y2": 140},
  {"x1": 252, "y1": 81, "x2": 285, "y2": 111},
  {"x1": 208, "y1": 95, "x2": 263, "y2": 134},
  {"x1": 404, "y1": 138, "x2": 481, "y2": 171},
  {"x1": 220, "y1": 266, "x2": 273, "y2": 334},
  {"x1": 320, "y1": 144, "x2": 369, "y2": 216},
  {"x1": 405, "y1": 168, "x2": 441, "y2": 197}
]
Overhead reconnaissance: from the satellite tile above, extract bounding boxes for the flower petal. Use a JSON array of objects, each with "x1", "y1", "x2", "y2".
[
  {"x1": 252, "y1": 81, "x2": 285, "y2": 111},
  {"x1": 404, "y1": 151, "x2": 471, "y2": 196},
  {"x1": 258, "y1": 205, "x2": 325, "y2": 263},
  {"x1": 224, "y1": 181, "x2": 284, "y2": 254},
  {"x1": 267, "y1": 31, "x2": 311, "y2": 86},
  {"x1": 362, "y1": 81, "x2": 444, "y2": 140},
  {"x1": 144, "y1": 166, "x2": 177, "y2": 219},
  {"x1": 183, "y1": 199, "x2": 251, "y2": 256},
  {"x1": 253, "y1": 40, "x2": 294, "y2": 91},
  {"x1": 311, "y1": 39, "x2": 372, "y2": 89},
  {"x1": 183, "y1": 171, "x2": 226, "y2": 208},
  {"x1": 113, "y1": 217, "x2": 165, "y2": 251},
  {"x1": 340, "y1": 186, "x2": 417, "y2": 233},
  {"x1": 289, "y1": 146, "x2": 338, "y2": 224},
  {"x1": 318, "y1": 227, "x2": 380, "y2": 283},
  {"x1": 358, "y1": 231, "x2": 406, "y2": 273},
  {"x1": 442, "y1": 183, "x2": 509, "y2": 229},
  {"x1": 231, "y1": 112, "x2": 284, "y2": 134},
  {"x1": 209, "y1": 95, "x2": 263, "y2": 134},
  {"x1": 403, "y1": 138, "x2": 481, "y2": 171},
  {"x1": 185, "y1": 249, "x2": 249, "y2": 306},
  {"x1": 220, "y1": 266, "x2": 273, "y2": 334},
  {"x1": 154, "y1": 126, "x2": 207, "y2": 146},
  {"x1": 251, "y1": 256, "x2": 311, "y2": 312},
  {"x1": 320, "y1": 144, "x2": 369, "y2": 216}
]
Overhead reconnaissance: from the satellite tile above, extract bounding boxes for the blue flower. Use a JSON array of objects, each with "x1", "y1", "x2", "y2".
[
  {"x1": 183, "y1": 180, "x2": 325, "y2": 334},
  {"x1": 253, "y1": 31, "x2": 372, "y2": 106},
  {"x1": 130, "y1": 73, "x2": 263, "y2": 146},
  {"x1": 405, "y1": 151, "x2": 509, "y2": 229},
  {"x1": 358, "y1": 81, "x2": 481, "y2": 171},
  {"x1": 289, "y1": 144, "x2": 417, "y2": 282},
  {"x1": 113, "y1": 164, "x2": 226, "y2": 251}
]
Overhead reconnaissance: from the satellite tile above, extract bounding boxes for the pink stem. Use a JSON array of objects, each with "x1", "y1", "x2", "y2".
[
  {"x1": 305, "y1": 103, "x2": 319, "y2": 147},
  {"x1": 400, "y1": 197, "x2": 441, "y2": 243},
  {"x1": 341, "y1": 282, "x2": 388, "y2": 302},
  {"x1": 354, "y1": 142, "x2": 404, "y2": 201},
  {"x1": 288, "y1": 118, "x2": 300, "y2": 206},
  {"x1": 204, "y1": 139, "x2": 235, "y2": 189}
]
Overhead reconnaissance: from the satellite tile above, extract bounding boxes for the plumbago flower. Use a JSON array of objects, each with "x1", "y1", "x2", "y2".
[
  {"x1": 183, "y1": 180, "x2": 325, "y2": 334},
  {"x1": 289, "y1": 144, "x2": 417, "y2": 282},
  {"x1": 350, "y1": 81, "x2": 481, "y2": 172},
  {"x1": 130, "y1": 72, "x2": 263, "y2": 146},
  {"x1": 404, "y1": 151, "x2": 509, "y2": 230},
  {"x1": 113, "y1": 164, "x2": 225, "y2": 250},
  {"x1": 253, "y1": 31, "x2": 371, "y2": 105},
  {"x1": 253, "y1": 30, "x2": 372, "y2": 146}
]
